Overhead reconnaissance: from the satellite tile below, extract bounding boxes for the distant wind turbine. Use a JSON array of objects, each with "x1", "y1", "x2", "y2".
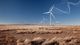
[
  {"x1": 40, "y1": 16, "x2": 46, "y2": 25},
  {"x1": 67, "y1": 0, "x2": 80, "y2": 13},
  {"x1": 43, "y1": 5, "x2": 55, "y2": 25}
]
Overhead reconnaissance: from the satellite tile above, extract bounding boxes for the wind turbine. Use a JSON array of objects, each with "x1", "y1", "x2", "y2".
[
  {"x1": 43, "y1": 5, "x2": 55, "y2": 25},
  {"x1": 40, "y1": 16, "x2": 46, "y2": 25},
  {"x1": 67, "y1": 0, "x2": 80, "y2": 13},
  {"x1": 43, "y1": 4, "x2": 67, "y2": 25},
  {"x1": 42, "y1": 0, "x2": 80, "y2": 25}
]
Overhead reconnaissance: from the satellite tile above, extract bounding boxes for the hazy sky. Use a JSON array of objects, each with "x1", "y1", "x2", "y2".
[{"x1": 0, "y1": 0, "x2": 80, "y2": 25}]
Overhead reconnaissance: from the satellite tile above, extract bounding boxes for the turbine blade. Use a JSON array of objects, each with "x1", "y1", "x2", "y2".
[
  {"x1": 55, "y1": 7, "x2": 68, "y2": 14},
  {"x1": 50, "y1": 13, "x2": 56, "y2": 19},
  {"x1": 68, "y1": 0, "x2": 80, "y2": 5},
  {"x1": 49, "y1": 5, "x2": 55, "y2": 12},
  {"x1": 43, "y1": 12, "x2": 49, "y2": 14}
]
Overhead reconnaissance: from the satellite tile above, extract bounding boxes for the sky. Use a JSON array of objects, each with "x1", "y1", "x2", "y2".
[{"x1": 0, "y1": 0, "x2": 80, "y2": 25}]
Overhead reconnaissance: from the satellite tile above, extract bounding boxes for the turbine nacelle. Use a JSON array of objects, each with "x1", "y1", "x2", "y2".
[{"x1": 43, "y1": 11, "x2": 55, "y2": 19}]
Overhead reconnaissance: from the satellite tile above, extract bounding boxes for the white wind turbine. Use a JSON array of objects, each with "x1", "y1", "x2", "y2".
[
  {"x1": 67, "y1": 0, "x2": 80, "y2": 13},
  {"x1": 42, "y1": 0, "x2": 80, "y2": 25},
  {"x1": 43, "y1": 5, "x2": 55, "y2": 25},
  {"x1": 40, "y1": 16, "x2": 46, "y2": 25}
]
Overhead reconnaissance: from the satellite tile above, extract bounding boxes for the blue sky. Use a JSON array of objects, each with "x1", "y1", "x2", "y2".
[{"x1": 0, "y1": 0, "x2": 80, "y2": 25}]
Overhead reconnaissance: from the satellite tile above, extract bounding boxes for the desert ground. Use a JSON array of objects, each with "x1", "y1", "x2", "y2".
[{"x1": 0, "y1": 24, "x2": 80, "y2": 45}]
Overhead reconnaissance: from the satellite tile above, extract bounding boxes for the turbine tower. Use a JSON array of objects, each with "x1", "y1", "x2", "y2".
[{"x1": 43, "y1": 5, "x2": 55, "y2": 25}]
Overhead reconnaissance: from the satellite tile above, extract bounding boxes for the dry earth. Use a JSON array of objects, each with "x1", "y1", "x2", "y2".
[{"x1": 0, "y1": 24, "x2": 80, "y2": 45}]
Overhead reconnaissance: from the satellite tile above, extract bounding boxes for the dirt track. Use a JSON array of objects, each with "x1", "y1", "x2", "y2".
[{"x1": 0, "y1": 25, "x2": 80, "y2": 45}]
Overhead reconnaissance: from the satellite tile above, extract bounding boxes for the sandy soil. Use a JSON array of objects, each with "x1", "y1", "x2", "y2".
[{"x1": 0, "y1": 25, "x2": 80, "y2": 45}]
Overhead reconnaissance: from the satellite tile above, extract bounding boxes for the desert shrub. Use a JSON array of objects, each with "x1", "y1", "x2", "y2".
[
  {"x1": 17, "y1": 39, "x2": 25, "y2": 45},
  {"x1": 42, "y1": 41, "x2": 59, "y2": 45},
  {"x1": 24, "y1": 38, "x2": 31, "y2": 45},
  {"x1": 31, "y1": 37, "x2": 46, "y2": 45}
]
